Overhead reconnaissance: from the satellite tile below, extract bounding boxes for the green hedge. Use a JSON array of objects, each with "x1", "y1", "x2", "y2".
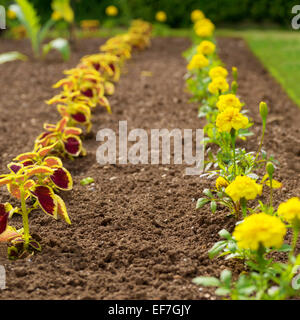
[{"x1": 4, "y1": 0, "x2": 299, "y2": 27}]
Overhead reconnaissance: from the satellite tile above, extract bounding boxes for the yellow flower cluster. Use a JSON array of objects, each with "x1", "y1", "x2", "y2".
[
  {"x1": 216, "y1": 107, "x2": 249, "y2": 132},
  {"x1": 278, "y1": 197, "x2": 300, "y2": 224},
  {"x1": 216, "y1": 94, "x2": 242, "y2": 112},
  {"x1": 194, "y1": 18, "x2": 215, "y2": 38},
  {"x1": 209, "y1": 66, "x2": 228, "y2": 79},
  {"x1": 216, "y1": 177, "x2": 229, "y2": 190},
  {"x1": 197, "y1": 40, "x2": 216, "y2": 56},
  {"x1": 106, "y1": 5, "x2": 118, "y2": 17},
  {"x1": 225, "y1": 175, "x2": 262, "y2": 202},
  {"x1": 233, "y1": 213, "x2": 286, "y2": 250},
  {"x1": 187, "y1": 53, "x2": 209, "y2": 71},
  {"x1": 156, "y1": 11, "x2": 167, "y2": 22},
  {"x1": 191, "y1": 9, "x2": 205, "y2": 23},
  {"x1": 208, "y1": 77, "x2": 229, "y2": 95}
]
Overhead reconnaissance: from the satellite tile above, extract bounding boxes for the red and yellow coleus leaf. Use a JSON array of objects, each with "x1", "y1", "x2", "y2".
[
  {"x1": 8, "y1": 162, "x2": 23, "y2": 174},
  {"x1": 0, "y1": 203, "x2": 9, "y2": 234},
  {"x1": 43, "y1": 156, "x2": 63, "y2": 168},
  {"x1": 99, "y1": 96, "x2": 112, "y2": 113},
  {"x1": 52, "y1": 78, "x2": 73, "y2": 90},
  {"x1": 0, "y1": 226, "x2": 22, "y2": 242},
  {"x1": 0, "y1": 176, "x2": 12, "y2": 186},
  {"x1": 14, "y1": 152, "x2": 37, "y2": 162},
  {"x1": 56, "y1": 117, "x2": 68, "y2": 132},
  {"x1": 35, "y1": 132, "x2": 57, "y2": 148},
  {"x1": 38, "y1": 143, "x2": 59, "y2": 158},
  {"x1": 63, "y1": 135, "x2": 82, "y2": 156},
  {"x1": 50, "y1": 167, "x2": 73, "y2": 191},
  {"x1": 31, "y1": 185, "x2": 58, "y2": 219},
  {"x1": 55, "y1": 195, "x2": 71, "y2": 224},
  {"x1": 7, "y1": 179, "x2": 35, "y2": 200},
  {"x1": 25, "y1": 166, "x2": 54, "y2": 178},
  {"x1": 104, "y1": 81, "x2": 115, "y2": 96},
  {"x1": 64, "y1": 127, "x2": 82, "y2": 136}
]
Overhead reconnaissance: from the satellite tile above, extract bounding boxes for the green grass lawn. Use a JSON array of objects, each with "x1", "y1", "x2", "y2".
[
  {"x1": 153, "y1": 26, "x2": 300, "y2": 107},
  {"x1": 216, "y1": 29, "x2": 300, "y2": 106}
]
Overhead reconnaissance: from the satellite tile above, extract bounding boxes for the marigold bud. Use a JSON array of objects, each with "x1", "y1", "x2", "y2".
[{"x1": 259, "y1": 101, "x2": 268, "y2": 123}]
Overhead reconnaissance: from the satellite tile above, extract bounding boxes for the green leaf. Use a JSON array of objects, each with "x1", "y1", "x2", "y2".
[
  {"x1": 203, "y1": 188, "x2": 213, "y2": 197},
  {"x1": 215, "y1": 287, "x2": 230, "y2": 296},
  {"x1": 13, "y1": 0, "x2": 41, "y2": 56},
  {"x1": 38, "y1": 19, "x2": 56, "y2": 44},
  {"x1": 43, "y1": 38, "x2": 70, "y2": 61},
  {"x1": 277, "y1": 243, "x2": 292, "y2": 252},
  {"x1": 192, "y1": 276, "x2": 221, "y2": 287},
  {"x1": 218, "y1": 229, "x2": 232, "y2": 240},
  {"x1": 211, "y1": 200, "x2": 217, "y2": 213},
  {"x1": 227, "y1": 240, "x2": 237, "y2": 252},
  {"x1": 220, "y1": 270, "x2": 232, "y2": 286},
  {"x1": 196, "y1": 198, "x2": 209, "y2": 209},
  {"x1": 0, "y1": 52, "x2": 27, "y2": 64},
  {"x1": 208, "y1": 241, "x2": 227, "y2": 259},
  {"x1": 80, "y1": 177, "x2": 95, "y2": 186}
]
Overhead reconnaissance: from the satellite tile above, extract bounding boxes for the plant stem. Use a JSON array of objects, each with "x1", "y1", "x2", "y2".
[
  {"x1": 20, "y1": 186, "x2": 30, "y2": 249},
  {"x1": 230, "y1": 130, "x2": 237, "y2": 178},
  {"x1": 289, "y1": 227, "x2": 300, "y2": 262},
  {"x1": 255, "y1": 123, "x2": 266, "y2": 163}
]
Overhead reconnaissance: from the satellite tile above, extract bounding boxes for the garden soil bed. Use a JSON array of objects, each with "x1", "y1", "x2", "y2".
[{"x1": 0, "y1": 36, "x2": 299, "y2": 300}]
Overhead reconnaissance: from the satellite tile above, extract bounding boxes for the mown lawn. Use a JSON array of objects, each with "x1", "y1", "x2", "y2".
[{"x1": 216, "y1": 29, "x2": 300, "y2": 106}]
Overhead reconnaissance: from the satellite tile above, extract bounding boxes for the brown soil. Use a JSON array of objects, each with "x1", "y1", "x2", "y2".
[{"x1": 0, "y1": 36, "x2": 299, "y2": 300}]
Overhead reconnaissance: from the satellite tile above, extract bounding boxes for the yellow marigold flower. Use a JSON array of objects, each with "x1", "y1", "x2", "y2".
[
  {"x1": 216, "y1": 94, "x2": 242, "y2": 112},
  {"x1": 208, "y1": 77, "x2": 229, "y2": 95},
  {"x1": 197, "y1": 40, "x2": 215, "y2": 55},
  {"x1": 191, "y1": 9, "x2": 205, "y2": 22},
  {"x1": 233, "y1": 213, "x2": 286, "y2": 251},
  {"x1": 155, "y1": 11, "x2": 167, "y2": 22},
  {"x1": 187, "y1": 53, "x2": 209, "y2": 71},
  {"x1": 278, "y1": 197, "x2": 300, "y2": 224},
  {"x1": 7, "y1": 9, "x2": 17, "y2": 20},
  {"x1": 194, "y1": 19, "x2": 215, "y2": 37},
  {"x1": 216, "y1": 107, "x2": 249, "y2": 132},
  {"x1": 106, "y1": 5, "x2": 118, "y2": 17},
  {"x1": 225, "y1": 175, "x2": 262, "y2": 203},
  {"x1": 195, "y1": 25, "x2": 214, "y2": 38},
  {"x1": 216, "y1": 177, "x2": 229, "y2": 190},
  {"x1": 209, "y1": 66, "x2": 228, "y2": 79}
]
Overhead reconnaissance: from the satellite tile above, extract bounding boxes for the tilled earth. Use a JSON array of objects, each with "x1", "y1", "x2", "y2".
[{"x1": 0, "y1": 36, "x2": 299, "y2": 299}]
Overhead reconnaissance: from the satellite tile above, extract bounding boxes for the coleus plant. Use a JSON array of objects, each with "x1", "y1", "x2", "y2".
[
  {"x1": 0, "y1": 156, "x2": 72, "y2": 259},
  {"x1": 52, "y1": 67, "x2": 111, "y2": 111},
  {"x1": 34, "y1": 117, "x2": 85, "y2": 158},
  {"x1": 79, "y1": 53, "x2": 121, "y2": 83},
  {"x1": 100, "y1": 42, "x2": 132, "y2": 62}
]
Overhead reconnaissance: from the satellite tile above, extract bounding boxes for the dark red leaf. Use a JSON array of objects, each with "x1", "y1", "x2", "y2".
[
  {"x1": 63, "y1": 137, "x2": 81, "y2": 156},
  {"x1": 72, "y1": 112, "x2": 86, "y2": 123},
  {"x1": 0, "y1": 204, "x2": 9, "y2": 234},
  {"x1": 31, "y1": 186, "x2": 57, "y2": 217},
  {"x1": 50, "y1": 168, "x2": 72, "y2": 190}
]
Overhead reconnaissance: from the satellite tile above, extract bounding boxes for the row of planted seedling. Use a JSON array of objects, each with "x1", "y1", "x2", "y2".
[
  {"x1": 185, "y1": 10, "x2": 300, "y2": 300},
  {"x1": 0, "y1": 19, "x2": 153, "y2": 260}
]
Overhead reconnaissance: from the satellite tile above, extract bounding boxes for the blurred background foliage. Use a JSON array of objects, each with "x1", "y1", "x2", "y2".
[{"x1": 1, "y1": 0, "x2": 299, "y2": 28}]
